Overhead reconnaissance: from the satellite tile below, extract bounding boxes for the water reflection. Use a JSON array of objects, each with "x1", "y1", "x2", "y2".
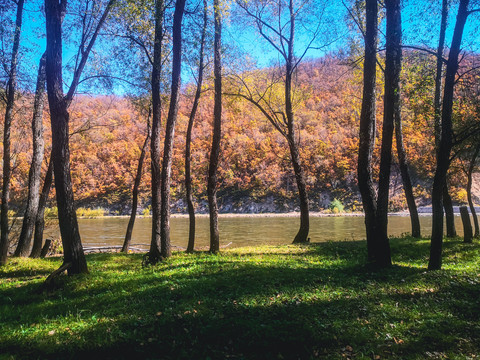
[{"x1": 73, "y1": 215, "x2": 469, "y2": 249}]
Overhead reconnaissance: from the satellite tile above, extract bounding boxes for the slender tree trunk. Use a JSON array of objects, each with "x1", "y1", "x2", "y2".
[
  {"x1": 395, "y1": 112, "x2": 421, "y2": 238},
  {"x1": 208, "y1": 0, "x2": 222, "y2": 253},
  {"x1": 434, "y1": 0, "x2": 449, "y2": 150},
  {"x1": 0, "y1": 0, "x2": 24, "y2": 266},
  {"x1": 30, "y1": 156, "x2": 53, "y2": 258},
  {"x1": 285, "y1": 0, "x2": 309, "y2": 244},
  {"x1": 159, "y1": 0, "x2": 186, "y2": 260},
  {"x1": 185, "y1": 0, "x2": 207, "y2": 254},
  {"x1": 358, "y1": 0, "x2": 378, "y2": 260},
  {"x1": 373, "y1": 0, "x2": 402, "y2": 267},
  {"x1": 466, "y1": 144, "x2": 480, "y2": 237},
  {"x1": 122, "y1": 116, "x2": 151, "y2": 253},
  {"x1": 443, "y1": 184, "x2": 456, "y2": 237},
  {"x1": 432, "y1": 0, "x2": 457, "y2": 240},
  {"x1": 15, "y1": 52, "x2": 47, "y2": 257},
  {"x1": 429, "y1": 0, "x2": 470, "y2": 270},
  {"x1": 148, "y1": 0, "x2": 164, "y2": 262}
]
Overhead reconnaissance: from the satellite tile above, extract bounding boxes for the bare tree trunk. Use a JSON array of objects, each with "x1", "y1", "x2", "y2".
[
  {"x1": 159, "y1": 0, "x2": 186, "y2": 260},
  {"x1": 208, "y1": 0, "x2": 222, "y2": 253},
  {"x1": 285, "y1": 0, "x2": 309, "y2": 244},
  {"x1": 15, "y1": 52, "x2": 47, "y2": 257},
  {"x1": 466, "y1": 144, "x2": 480, "y2": 237},
  {"x1": 44, "y1": 0, "x2": 115, "y2": 275},
  {"x1": 429, "y1": 0, "x2": 470, "y2": 270},
  {"x1": 432, "y1": 0, "x2": 457, "y2": 241},
  {"x1": 373, "y1": 0, "x2": 402, "y2": 267},
  {"x1": 443, "y1": 184, "x2": 457, "y2": 237},
  {"x1": 185, "y1": 0, "x2": 207, "y2": 254},
  {"x1": 122, "y1": 115, "x2": 151, "y2": 253},
  {"x1": 148, "y1": 0, "x2": 164, "y2": 262},
  {"x1": 358, "y1": 0, "x2": 378, "y2": 260},
  {"x1": 434, "y1": 0, "x2": 449, "y2": 150},
  {"x1": 0, "y1": 0, "x2": 24, "y2": 266},
  {"x1": 30, "y1": 156, "x2": 53, "y2": 258},
  {"x1": 395, "y1": 112, "x2": 421, "y2": 238}
]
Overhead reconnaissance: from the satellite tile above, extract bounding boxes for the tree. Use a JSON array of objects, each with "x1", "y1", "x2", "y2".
[
  {"x1": 465, "y1": 144, "x2": 480, "y2": 237},
  {"x1": 372, "y1": 0, "x2": 403, "y2": 268},
  {"x1": 208, "y1": 0, "x2": 223, "y2": 253},
  {"x1": 147, "y1": 0, "x2": 165, "y2": 262},
  {"x1": 0, "y1": 0, "x2": 25, "y2": 266},
  {"x1": 122, "y1": 108, "x2": 151, "y2": 253},
  {"x1": 14, "y1": 52, "x2": 47, "y2": 257},
  {"x1": 30, "y1": 155, "x2": 54, "y2": 258},
  {"x1": 230, "y1": 0, "x2": 331, "y2": 244},
  {"x1": 185, "y1": 0, "x2": 208, "y2": 253},
  {"x1": 44, "y1": 0, "x2": 116, "y2": 275},
  {"x1": 429, "y1": 0, "x2": 472, "y2": 270},
  {"x1": 357, "y1": 0, "x2": 378, "y2": 261}
]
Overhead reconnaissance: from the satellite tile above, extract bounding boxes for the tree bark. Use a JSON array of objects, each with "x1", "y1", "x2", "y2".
[
  {"x1": 44, "y1": 0, "x2": 115, "y2": 275},
  {"x1": 159, "y1": 0, "x2": 186, "y2": 260},
  {"x1": 286, "y1": 0, "x2": 309, "y2": 244},
  {"x1": 429, "y1": 0, "x2": 470, "y2": 270},
  {"x1": 358, "y1": 0, "x2": 378, "y2": 260},
  {"x1": 466, "y1": 144, "x2": 480, "y2": 237},
  {"x1": 148, "y1": 0, "x2": 164, "y2": 263},
  {"x1": 460, "y1": 206, "x2": 472, "y2": 243},
  {"x1": 15, "y1": 52, "x2": 47, "y2": 257},
  {"x1": 208, "y1": 0, "x2": 222, "y2": 253},
  {"x1": 122, "y1": 115, "x2": 150, "y2": 253},
  {"x1": 373, "y1": 0, "x2": 402, "y2": 267},
  {"x1": 395, "y1": 107, "x2": 421, "y2": 238},
  {"x1": 0, "y1": 0, "x2": 25, "y2": 266},
  {"x1": 30, "y1": 156, "x2": 53, "y2": 258},
  {"x1": 185, "y1": 0, "x2": 207, "y2": 254},
  {"x1": 434, "y1": 0, "x2": 449, "y2": 150},
  {"x1": 443, "y1": 184, "x2": 457, "y2": 237}
]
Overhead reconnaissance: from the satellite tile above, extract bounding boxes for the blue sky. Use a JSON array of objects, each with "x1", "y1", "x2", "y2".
[{"x1": 6, "y1": 0, "x2": 480, "y2": 96}]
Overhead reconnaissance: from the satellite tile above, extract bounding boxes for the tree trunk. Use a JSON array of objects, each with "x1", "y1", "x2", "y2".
[
  {"x1": 373, "y1": 0, "x2": 402, "y2": 267},
  {"x1": 122, "y1": 116, "x2": 150, "y2": 253},
  {"x1": 443, "y1": 184, "x2": 457, "y2": 237},
  {"x1": 429, "y1": 0, "x2": 470, "y2": 270},
  {"x1": 395, "y1": 108, "x2": 421, "y2": 238},
  {"x1": 434, "y1": 0, "x2": 449, "y2": 150},
  {"x1": 285, "y1": 0, "x2": 309, "y2": 244},
  {"x1": 0, "y1": 0, "x2": 24, "y2": 266},
  {"x1": 14, "y1": 52, "x2": 47, "y2": 257},
  {"x1": 30, "y1": 156, "x2": 53, "y2": 258},
  {"x1": 159, "y1": 0, "x2": 186, "y2": 260},
  {"x1": 185, "y1": 0, "x2": 207, "y2": 254},
  {"x1": 208, "y1": 0, "x2": 222, "y2": 253},
  {"x1": 460, "y1": 206, "x2": 472, "y2": 243},
  {"x1": 466, "y1": 144, "x2": 480, "y2": 237},
  {"x1": 148, "y1": 0, "x2": 164, "y2": 263},
  {"x1": 358, "y1": 0, "x2": 378, "y2": 260}
]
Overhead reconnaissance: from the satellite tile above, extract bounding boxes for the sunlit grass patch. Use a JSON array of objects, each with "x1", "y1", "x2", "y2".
[{"x1": 1, "y1": 238, "x2": 479, "y2": 359}]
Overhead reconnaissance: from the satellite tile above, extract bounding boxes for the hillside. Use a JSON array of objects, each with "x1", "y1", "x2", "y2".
[{"x1": 2, "y1": 56, "x2": 477, "y2": 215}]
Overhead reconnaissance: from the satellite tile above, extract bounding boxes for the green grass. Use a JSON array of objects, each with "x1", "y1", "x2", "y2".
[{"x1": 1, "y1": 237, "x2": 479, "y2": 359}]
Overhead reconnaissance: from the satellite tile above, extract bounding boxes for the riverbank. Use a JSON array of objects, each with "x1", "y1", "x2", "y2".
[{"x1": 1, "y1": 237, "x2": 479, "y2": 359}]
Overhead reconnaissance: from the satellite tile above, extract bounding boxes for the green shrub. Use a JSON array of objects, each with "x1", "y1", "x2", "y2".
[
  {"x1": 142, "y1": 205, "x2": 151, "y2": 216},
  {"x1": 44, "y1": 207, "x2": 58, "y2": 219},
  {"x1": 328, "y1": 198, "x2": 344, "y2": 214},
  {"x1": 76, "y1": 207, "x2": 105, "y2": 218}
]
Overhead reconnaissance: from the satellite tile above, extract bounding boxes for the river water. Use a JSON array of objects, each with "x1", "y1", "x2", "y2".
[{"x1": 61, "y1": 214, "x2": 470, "y2": 250}]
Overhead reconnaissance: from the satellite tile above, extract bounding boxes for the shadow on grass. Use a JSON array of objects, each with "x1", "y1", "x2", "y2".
[{"x1": 1, "y1": 238, "x2": 479, "y2": 359}]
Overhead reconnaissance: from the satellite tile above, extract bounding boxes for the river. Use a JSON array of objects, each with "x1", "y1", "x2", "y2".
[{"x1": 58, "y1": 214, "x2": 472, "y2": 250}]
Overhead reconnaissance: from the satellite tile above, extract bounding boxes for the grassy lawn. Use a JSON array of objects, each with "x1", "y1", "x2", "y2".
[{"x1": 1, "y1": 237, "x2": 479, "y2": 359}]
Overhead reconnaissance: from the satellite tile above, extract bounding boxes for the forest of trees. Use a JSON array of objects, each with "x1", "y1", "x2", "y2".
[{"x1": 1, "y1": 0, "x2": 480, "y2": 273}]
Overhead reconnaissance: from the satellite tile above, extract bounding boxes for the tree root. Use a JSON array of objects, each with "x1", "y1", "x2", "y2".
[{"x1": 41, "y1": 262, "x2": 72, "y2": 292}]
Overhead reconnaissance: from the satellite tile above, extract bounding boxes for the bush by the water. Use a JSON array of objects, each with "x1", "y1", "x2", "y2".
[{"x1": 329, "y1": 198, "x2": 345, "y2": 214}]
